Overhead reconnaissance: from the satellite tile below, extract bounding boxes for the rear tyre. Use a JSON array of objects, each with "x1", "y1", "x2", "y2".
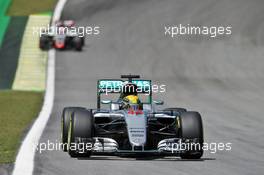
[
  {"x1": 179, "y1": 111, "x2": 203, "y2": 159},
  {"x1": 68, "y1": 109, "x2": 94, "y2": 157},
  {"x1": 61, "y1": 107, "x2": 86, "y2": 151}
]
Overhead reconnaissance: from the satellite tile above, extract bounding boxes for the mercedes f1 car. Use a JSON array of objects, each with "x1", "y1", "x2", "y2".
[
  {"x1": 39, "y1": 20, "x2": 84, "y2": 51},
  {"x1": 61, "y1": 75, "x2": 204, "y2": 159}
]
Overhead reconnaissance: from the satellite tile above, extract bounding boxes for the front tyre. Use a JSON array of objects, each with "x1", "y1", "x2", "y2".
[
  {"x1": 72, "y1": 37, "x2": 83, "y2": 51},
  {"x1": 163, "y1": 107, "x2": 187, "y2": 116},
  {"x1": 179, "y1": 111, "x2": 203, "y2": 159},
  {"x1": 67, "y1": 109, "x2": 94, "y2": 157},
  {"x1": 61, "y1": 107, "x2": 86, "y2": 151},
  {"x1": 39, "y1": 35, "x2": 51, "y2": 50}
]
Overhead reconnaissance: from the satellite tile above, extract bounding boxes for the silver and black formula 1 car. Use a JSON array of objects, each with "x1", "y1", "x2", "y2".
[
  {"x1": 61, "y1": 75, "x2": 204, "y2": 159},
  {"x1": 39, "y1": 20, "x2": 84, "y2": 51}
]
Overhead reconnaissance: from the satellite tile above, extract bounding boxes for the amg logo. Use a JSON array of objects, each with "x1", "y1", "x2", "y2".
[
  {"x1": 132, "y1": 134, "x2": 144, "y2": 137},
  {"x1": 130, "y1": 130, "x2": 144, "y2": 133}
]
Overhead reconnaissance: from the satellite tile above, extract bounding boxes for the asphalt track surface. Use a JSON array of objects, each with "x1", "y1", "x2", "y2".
[{"x1": 34, "y1": 0, "x2": 264, "y2": 175}]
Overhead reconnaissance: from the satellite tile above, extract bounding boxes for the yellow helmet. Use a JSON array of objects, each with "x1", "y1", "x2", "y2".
[
  {"x1": 124, "y1": 95, "x2": 139, "y2": 104},
  {"x1": 120, "y1": 83, "x2": 138, "y2": 98}
]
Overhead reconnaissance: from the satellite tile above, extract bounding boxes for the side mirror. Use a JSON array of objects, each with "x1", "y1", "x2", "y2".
[
  {"x1": 101, "y1": 100, "x2": 112, "y2": 104},
  {"x1": 153, "y1": 100, "x2": 164, "y2": 105}
]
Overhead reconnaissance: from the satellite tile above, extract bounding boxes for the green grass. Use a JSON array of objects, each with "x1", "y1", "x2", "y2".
[
  {"x1": 0, "y1": 0, "x2": 11, "y2": 47},
  {"x1": 0, "y1": 90, "x2": 43, "y2": 163},
  {"x1": 7, "y1": 0, "x2": 57, "y2": 16}
]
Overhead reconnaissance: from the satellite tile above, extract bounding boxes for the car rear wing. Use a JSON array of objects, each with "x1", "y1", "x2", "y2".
[{"x1": 97, "y1": 79, "x2": 152, "y2": 109}]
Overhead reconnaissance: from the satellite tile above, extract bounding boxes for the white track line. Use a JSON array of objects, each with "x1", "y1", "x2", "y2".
[{"x1": 12, "y1": 0, "x2": 67, "y2": 175}]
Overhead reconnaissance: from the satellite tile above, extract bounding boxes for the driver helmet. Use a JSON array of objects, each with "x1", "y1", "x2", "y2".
[{"x1": 120, "y1": 83, "x2": 139, "y2": 104}]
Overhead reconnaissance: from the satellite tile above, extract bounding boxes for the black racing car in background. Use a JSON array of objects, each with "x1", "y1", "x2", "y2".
[
  {"x1": 61, "y1": 75, "x2": 204, "y2": 159},
  {"x1": 39, "y1": 20, "x2": 84, "y2": 51}
]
